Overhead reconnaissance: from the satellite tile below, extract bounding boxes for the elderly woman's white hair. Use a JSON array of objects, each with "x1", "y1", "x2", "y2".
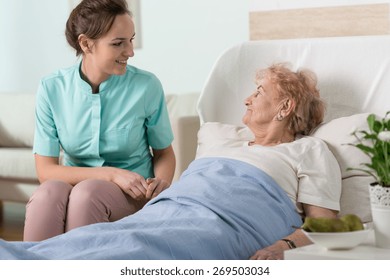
[{"x1": 256, "y1": 63, "x2": 325, "y2": 135}]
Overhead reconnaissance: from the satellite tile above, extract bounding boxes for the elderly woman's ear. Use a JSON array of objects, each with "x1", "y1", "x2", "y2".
[{"x1": 277, "y1": 98, "x2": 295, "y2": 120}]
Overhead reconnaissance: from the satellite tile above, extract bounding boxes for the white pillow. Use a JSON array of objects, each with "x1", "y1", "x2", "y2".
[
  {"x1": 196, "y1": 122, "x2": 253, "y2": 158},
  {"x1": 338, "y1": 176, "x2": 372, "y2": 223},
  {"x1": 311, "y1": 113, "x2": 374, "y2": 221},
  {"x1": 311, "y1": 113, "x2": 371, "y2": 179}
]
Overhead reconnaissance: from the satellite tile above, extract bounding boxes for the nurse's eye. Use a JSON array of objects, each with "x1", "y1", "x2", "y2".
[{"x1": 112, "y1": 41, "x2": 123, "y2": 47}]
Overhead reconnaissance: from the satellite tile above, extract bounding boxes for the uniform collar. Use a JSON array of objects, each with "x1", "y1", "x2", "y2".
[{"x1": 77, "y1": 61, "x2": 115, "y2": 94}]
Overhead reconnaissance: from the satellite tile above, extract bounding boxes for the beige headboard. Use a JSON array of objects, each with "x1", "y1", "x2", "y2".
[{"x1": 250, "y1": 3, "x2": 390, "y2": 40}]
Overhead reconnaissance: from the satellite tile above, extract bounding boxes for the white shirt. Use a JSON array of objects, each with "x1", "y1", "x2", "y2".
[{"x1": 196, "y1": 132, "x2": 341, "y2": 216}]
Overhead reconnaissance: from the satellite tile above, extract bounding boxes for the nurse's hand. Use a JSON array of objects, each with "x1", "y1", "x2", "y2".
[
  {"x1": 107, "y1": 167, "x2": 148, "y2": 200},
  {"x1": 145, "y1": 177, "x2": 170, "y2": 199}
]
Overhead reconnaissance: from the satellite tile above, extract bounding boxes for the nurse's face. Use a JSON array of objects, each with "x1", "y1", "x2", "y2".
[{"x1": 84, "y1": 13, "x2": 135, "y2": 82}]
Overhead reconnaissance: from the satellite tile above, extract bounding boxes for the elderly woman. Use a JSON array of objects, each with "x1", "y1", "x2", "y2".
[
  {"x1": 245, "y1": 63, "x2": 340, "y2": 259},
  {"x1": 0, "y1": 63, "x2": 341, "y2": 260}
]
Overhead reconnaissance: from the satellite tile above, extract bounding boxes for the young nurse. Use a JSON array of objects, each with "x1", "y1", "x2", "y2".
[{"x1": 23, "y1": 0, "x2": 176, "y2": 241}]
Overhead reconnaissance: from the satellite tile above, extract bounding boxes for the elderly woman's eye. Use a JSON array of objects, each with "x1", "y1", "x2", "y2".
[{"x1": 255, "y1": 85, "x2": 263, "y2": 96}]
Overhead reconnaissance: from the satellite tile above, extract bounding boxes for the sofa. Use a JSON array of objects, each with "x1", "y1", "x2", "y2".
[{"x1": 0, "y1": 92, "x2": 200, "y2": 214}]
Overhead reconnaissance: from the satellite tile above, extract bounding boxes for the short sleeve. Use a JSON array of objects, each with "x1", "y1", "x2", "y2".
[
  {"x1": 297, "y1": 138, "x2": 342, "y2": 211},
  {"x1": 33, "y1": 80, "x2": 61, "y2": 157},
  {"x1": 143, "y1": 76, "x2": 174, "y2": 149}
]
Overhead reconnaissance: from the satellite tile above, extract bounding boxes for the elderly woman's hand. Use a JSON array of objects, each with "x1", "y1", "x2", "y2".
[{"x1": 250, "y1": 241, "x2": 287, "y2": 260}]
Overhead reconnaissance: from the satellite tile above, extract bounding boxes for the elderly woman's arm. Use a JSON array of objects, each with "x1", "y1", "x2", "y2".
[{"x1": 250, "y1": 204, "x2": 338, "y2": 260}]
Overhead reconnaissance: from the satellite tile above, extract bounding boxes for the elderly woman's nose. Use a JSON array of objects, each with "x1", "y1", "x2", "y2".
[{"x1": 244, "y1": 96, "x2": 252, "y2": 105}]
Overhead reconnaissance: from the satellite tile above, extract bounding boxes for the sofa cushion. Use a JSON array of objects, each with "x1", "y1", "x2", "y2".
[
  {"x1": 0, "y1": 93, "x2": 35, "y2": 147},
  {"x1": 166, "y1": 93, "x2": 199, "y2": 118},
  {"x1": 0, "y1": 148, "x2": 38, "y2": 181}
]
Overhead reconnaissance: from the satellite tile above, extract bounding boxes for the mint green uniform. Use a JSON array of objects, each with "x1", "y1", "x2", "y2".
[{"x1": 33, "y1": 63, "x2": 173, "y2": 179}]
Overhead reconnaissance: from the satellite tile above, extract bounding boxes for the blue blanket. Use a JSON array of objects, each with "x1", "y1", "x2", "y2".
[{"x1": 0, "y1": 158, "x2": 302, "y2": 259}]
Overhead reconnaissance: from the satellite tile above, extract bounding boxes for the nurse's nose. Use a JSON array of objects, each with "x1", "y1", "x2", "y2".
[{"x1": 124, "y1": 42, "x2": 134, "y2": 57}]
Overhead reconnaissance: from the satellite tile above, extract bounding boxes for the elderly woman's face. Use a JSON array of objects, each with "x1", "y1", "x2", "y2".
[{"x1": 242, "y1": 76, "x2": 281, "y2": 127}]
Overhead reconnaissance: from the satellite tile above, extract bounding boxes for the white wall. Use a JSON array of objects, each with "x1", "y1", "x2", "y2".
[
  {"x1": 1, "y1": 0, "x2": 386, "y2": 94},
  {"x1": 0, "y1": 0, "x2": 77, "y2": 93},
  {"x1": 131, "y1": 0, "x2": 249, "y2": 94},
  {"x1": 0, "y1": 0, "x2": 250, "y2": 95}
]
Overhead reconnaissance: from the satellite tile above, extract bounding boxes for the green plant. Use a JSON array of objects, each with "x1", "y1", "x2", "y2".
[{"x1": 348, "y1": 111, "x2": 390, "y2": 187}]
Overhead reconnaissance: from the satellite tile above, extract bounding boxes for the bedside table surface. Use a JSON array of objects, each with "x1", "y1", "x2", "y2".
[{"x1": 285, "y1": 231, "x2": 390, "y2": 260}]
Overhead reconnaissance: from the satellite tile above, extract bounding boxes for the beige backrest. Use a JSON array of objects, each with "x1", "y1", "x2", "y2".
[{"x1": 198, "y1": 35, "x2": 390, "y2": 125}]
